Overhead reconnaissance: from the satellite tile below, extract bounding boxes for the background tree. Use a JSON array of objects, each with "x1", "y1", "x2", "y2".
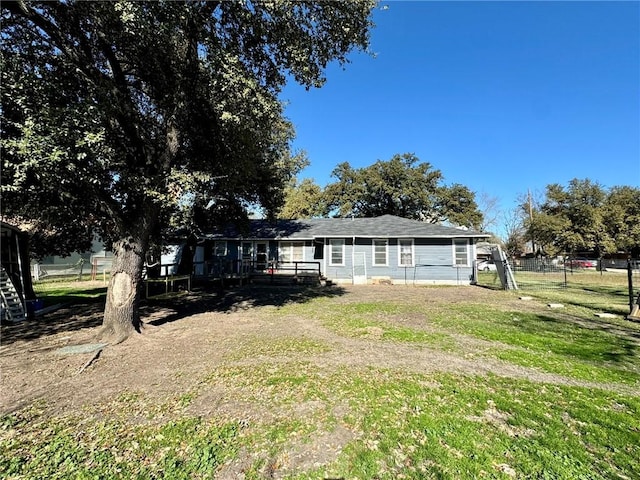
[
  {"x1": 278, "y1": 177, "x2": 328, "y2": 219},
  {"x1": 501, "y1": 207, "x2": 527, "y2": 258},
  {"x1": 602, "y1": 185, "x2": 640, "y2": 255},
  {"x1": 323, "y1": 153, "x2": 483, "y2": 228},
  {"x1": 477, "y1": 192, "x2": 501, "y2": 233},
  {"x1": 1, "y1": 1, "x2": 375, "y2": 342},
  {"x1": 434, "y1": 183, "x2": 482, "y2": 229},
  {"x1": 520, "y1": 179, "x2": 640, "y2": 258}
]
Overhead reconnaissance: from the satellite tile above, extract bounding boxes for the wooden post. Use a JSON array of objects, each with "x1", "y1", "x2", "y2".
[
  {"x1": 628, "y1": 293, "x2": 640, "y2": 321},
  {"x1": 628, "y1": 259, "x2": 634, "y2": 314},
  {"x1": 628, "y1": 261, "x2": 640, "y2": 320}
]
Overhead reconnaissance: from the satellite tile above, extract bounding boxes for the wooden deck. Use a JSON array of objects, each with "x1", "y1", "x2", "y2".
[
  {"x1": 250, "y1": 271, "x2": 322, "y2": 285},
  {"x1": 144, "y1": 261, "x2": 326, "y2": 296}
]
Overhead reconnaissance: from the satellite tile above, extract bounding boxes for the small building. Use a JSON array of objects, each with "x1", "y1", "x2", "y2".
[
  {"x1": 195, "y1": 215, "x2": 489, "y2": 286},
  {"x1": 1, "y1": 221, "x2": 36, "y2": 321}
]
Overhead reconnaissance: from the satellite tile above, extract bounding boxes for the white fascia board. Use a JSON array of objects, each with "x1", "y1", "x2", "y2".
[{"x1": 312, "y1": 234, "x2": 489, "y2": 239}]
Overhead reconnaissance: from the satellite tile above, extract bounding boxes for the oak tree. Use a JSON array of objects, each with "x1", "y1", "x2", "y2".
[
  {"x1": 522, "y1": 179, "x2": 640, "y2": 257},
  {"x1": 278, "y1": 177, "x2": 328, "y2": 219},
  {"x1": 603, "y1": 186, "x2": 640, "y2": 255},
  {"x1": 323, "y1": 153, "x2": 483, "y2": 228},
  {"x1": 1, "y1": 0, "x2": 375, "y2": 342}
]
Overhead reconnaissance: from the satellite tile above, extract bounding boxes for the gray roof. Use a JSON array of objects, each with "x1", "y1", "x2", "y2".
[{"x1": 206, "y1": 215, "x2": 489, "y2": 240}]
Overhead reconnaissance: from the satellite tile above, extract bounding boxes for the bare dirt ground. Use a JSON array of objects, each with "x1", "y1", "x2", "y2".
[
  {"x1": 3, "y1": 283, "x2": 637, "y2": 421},
  {"x1": 3, "y1": 284, "x2": 640, "y2": 477}
]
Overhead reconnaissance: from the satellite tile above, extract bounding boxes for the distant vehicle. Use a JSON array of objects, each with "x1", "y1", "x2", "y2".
[
  {"x1": 477, "y1": 260, "x2": 497, "y2": 271},
  {"x1": 566, "y1": 258, "x2": 597, "y2": 268}
]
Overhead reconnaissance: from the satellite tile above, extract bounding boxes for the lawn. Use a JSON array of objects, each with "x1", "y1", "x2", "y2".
[
  {"x1": 1, "y1": 281, "x2": 639, "y2": 479},
  {"x1": 31, "y1": 279, "x2": 108, "y2": 308},
  {"x1": 477, "y1": 269, "x2": 637, "y2": 315}
]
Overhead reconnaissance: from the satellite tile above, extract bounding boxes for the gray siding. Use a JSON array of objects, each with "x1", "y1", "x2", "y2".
[
  {"x1": 322, "y1": 237, "x2": 354, "y2": 282},
  {"x1": 204, "y1": 235, "x2": 474, "y2": 285},
  {"x1": 322, "y1": 237, "x2": 474, "y2": 285}
]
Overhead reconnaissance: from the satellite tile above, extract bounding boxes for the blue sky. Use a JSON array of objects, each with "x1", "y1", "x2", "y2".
[{"x1": 279, "y1": 1, "x2": 640, "y2": 233}]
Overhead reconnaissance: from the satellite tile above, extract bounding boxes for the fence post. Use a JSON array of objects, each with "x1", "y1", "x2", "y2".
[
  {"x1": 77, "y1": 259, "x2": 85, "y2": 281},
  {"x1": 628, "y1": 259, "x2": 635, "y2": 314}
]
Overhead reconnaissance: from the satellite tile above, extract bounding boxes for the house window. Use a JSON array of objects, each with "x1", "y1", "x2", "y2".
[
  {"x1": 399, "y1": 239, "x2": 414, "y2": 266},
  {"x1": 373, "y1": 239, "x2": 388, "y2": 266},
  {"x1": 214, "y1": 241, "x2": 227, "y2": 257},
  {"x1": 329, "y1": 239, "x2": 345, "y2": 266},
  {"x1": 279, "y1": 241, "x2": 304, "y2": 263},
  {"x1": 454, "y1": 239, "x2": 469, "y2": 266}
]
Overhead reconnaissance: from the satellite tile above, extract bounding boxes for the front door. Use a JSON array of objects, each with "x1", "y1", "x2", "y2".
[
  {"x1": 241, "y1": 242, "x2": 253, "y2": 274},
  {"x1": 256, "y1": 242, "x2": 268, "y2": 270},
  {"x1": 353, "y1": 252, "x2": 367, "y2": 284}
]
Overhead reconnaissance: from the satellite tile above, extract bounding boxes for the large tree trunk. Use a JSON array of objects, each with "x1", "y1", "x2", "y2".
[
  {"x1": 97, "y1": 118, "x2": 178, "y2": 344},
  {"x1": 98, "y1": 233, "x2": 150, "y2": 344}
]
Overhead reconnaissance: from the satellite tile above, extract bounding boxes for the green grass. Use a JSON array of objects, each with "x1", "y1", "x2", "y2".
[
  {"x1": 278, "y1": 296, "x2": 640, "y2": 386},
  {"x1": 288, "y1": 301, "x2": 455, "y2": 348},
  {"x1": 477, "y1": 270, "x2": 634, "y2": 315},
  {"x1": 32, "y1": 279, "x2": 107, "y2": 307},
  {"x1": 0, "y1": 405, "x2": 239, "y2": 479},
  {"x1": 4, "y1": 367, "x2": 637, "y2": 479},
  {"x1": 4, "y1": 279, "x2": 640, "y2": 479},
  {"x1": 320, "y1": 371, "x2": 640, "y2": 480},
  {"x1": 424, "y1": 304, "x2": 640, "y2": 385},
  {"x1": 199, "y1": 364, "x2": 640, "y2": 479}
]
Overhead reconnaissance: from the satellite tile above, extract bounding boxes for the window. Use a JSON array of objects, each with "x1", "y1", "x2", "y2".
[
  {"x1": 329, "y1": 239, "x2": 345, "y2": 266},
  {"x1": 454, "y1": 239, "x2": 469, "y2": 266},
  {"x1": 214, "y1": 241, "x2": 227, "y2": 257},
  {"x1": 279, "y1": 241, "x2": 304, "y2": 263},
  {"x1": 373, "y1": 239, "x2": 388, "y2": 266},
  {"x1": 398, "y1": 239, "x2": 414, "y2": 266},
  {"x1": 241, "y1": 242, "x2": 252, "y2": 259}
]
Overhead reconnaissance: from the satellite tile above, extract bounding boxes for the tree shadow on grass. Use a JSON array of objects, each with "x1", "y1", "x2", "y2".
[
  {"x1": 145, "y1": 284, "x2": 347, "y2": 327},
  {"x1": 35, "y1": 286, "x2": 108, "y2": 309},
  {"x1": 0, "y1": 298, "x2": 105, "y2": 347},
  {"x1": 1, "y1": 284, "x2": 347, "y2": 346}
]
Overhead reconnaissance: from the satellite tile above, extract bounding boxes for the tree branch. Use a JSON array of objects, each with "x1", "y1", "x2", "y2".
[
  {"x1": 96, "y1": 31, "x2": 128, "y2": 94},
  {"x1": 7, "y1": 2, "x2": 148, "y2": 162}
]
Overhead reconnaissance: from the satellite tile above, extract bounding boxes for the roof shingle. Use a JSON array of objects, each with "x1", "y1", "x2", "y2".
[{"x1": 206, "y1": 215, "x2": 488, "y2": 240}]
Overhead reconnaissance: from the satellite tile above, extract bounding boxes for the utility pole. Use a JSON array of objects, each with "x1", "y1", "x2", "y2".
[{"x1": 528, "y1": 189, "x2": 536, "y2": 255}]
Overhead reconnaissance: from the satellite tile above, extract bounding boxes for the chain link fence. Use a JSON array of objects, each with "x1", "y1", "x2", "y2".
[
  {"x1": 31, "y1": 258, "x2": 113, "y2": 300},
  {"x1": 477, "y1": 257, "x2": 640, "y2": 313},
  {"x1": 32, "y1": 259, "x2": 87, "y2": 281}
]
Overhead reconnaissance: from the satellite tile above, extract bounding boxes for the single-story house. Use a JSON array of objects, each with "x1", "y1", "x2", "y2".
[
  {"x1": 31, "y1": 236, "x2": 114, "y2": 281},
  {"x1": 191, "y1": 215, "x2": 489, "y2": 286}
]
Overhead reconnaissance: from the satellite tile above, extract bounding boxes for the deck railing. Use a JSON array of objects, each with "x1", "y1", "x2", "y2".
[
  {"x1": 266, "y1": 261, "x2": 321, "y2": 277},
  {"x1": 149, "y1": 258, "x2": 323, "y2": 286}
]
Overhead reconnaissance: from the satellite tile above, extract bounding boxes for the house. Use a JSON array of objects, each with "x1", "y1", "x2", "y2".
[
  {"x1": 476, "y1": 242, "x2": 498, "y2": 261},
  {"x1": 1, "y1": 221, "x2": 36, "y2": 321},
  {"x1": 191, "y1": 215, "x2": 489, "y2": 286},
  {"x1": 31, "y1": 236, "x2": 114, "y2": 281}
]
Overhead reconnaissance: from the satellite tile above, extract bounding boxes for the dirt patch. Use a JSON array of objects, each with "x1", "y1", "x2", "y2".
[
  {"x1": 0, "y1": 285, "x2": 631, "y2": 416},
  {"x1": 1, "y1": 284, "x2": 637, "y2": 476},
  {"x1": 466, "y1": 399, "x2": 536, "y2": 439}
]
